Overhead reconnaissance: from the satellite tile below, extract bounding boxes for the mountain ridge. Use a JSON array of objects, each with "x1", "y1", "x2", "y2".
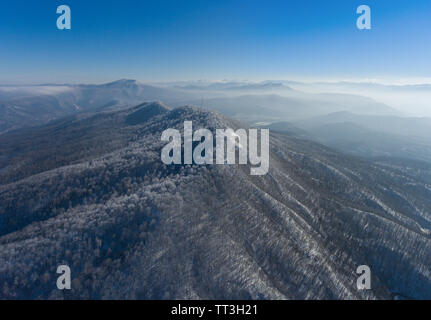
[{"x1": 0, "y1": 103, "x2": 430, "y2": 299}]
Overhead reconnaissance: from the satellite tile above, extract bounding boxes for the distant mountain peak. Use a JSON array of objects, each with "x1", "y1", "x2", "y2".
[{"x1": 103, "y1": 79, "x2": 142, "y2": 87}]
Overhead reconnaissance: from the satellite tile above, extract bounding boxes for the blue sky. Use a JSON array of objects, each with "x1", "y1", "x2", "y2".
[{"x1": 0, "y1": 0, "x2": 430, "y2": 84}]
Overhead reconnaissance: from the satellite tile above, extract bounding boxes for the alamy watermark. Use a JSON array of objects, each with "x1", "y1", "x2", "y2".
[
  {"x1": 356, "y1": 265, "x2": 371, "y2": 290},
  {"x1": 161, "y1": 121, "x2": 269, "y2": 176},
  {"x1": 57, "y1": 5, "x2": 71, "y2": 30},
  {"x1": 56, "y1": 265, "x2": 71, "y2": 290},
  {"x1": 357, "y1": 5, "x2": 371, "y2": 30}
]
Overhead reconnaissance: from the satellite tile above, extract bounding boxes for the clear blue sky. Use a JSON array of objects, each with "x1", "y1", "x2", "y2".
[{"x1": 0, "y1": 0, "x2": 430, "y2": 84}]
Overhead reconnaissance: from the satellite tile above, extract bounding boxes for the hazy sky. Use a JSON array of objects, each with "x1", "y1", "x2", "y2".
[{"x1": 0, "y1": 0, "x2": 430, "y2": 84}]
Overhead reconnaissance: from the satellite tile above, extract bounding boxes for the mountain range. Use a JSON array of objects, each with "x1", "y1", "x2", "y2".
[
  {"x1": 0, "y1": 80, "x2": 399, "y2": 134},
  {"x1": 0, "y1": 80, "x2": 195, "y2": 134},
  {"x1": 263, "y1": 111, "x2": 431, "y2": 164},
  {"x1": 0, "y1": 102, "x2": 430, "y2": 299}
]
